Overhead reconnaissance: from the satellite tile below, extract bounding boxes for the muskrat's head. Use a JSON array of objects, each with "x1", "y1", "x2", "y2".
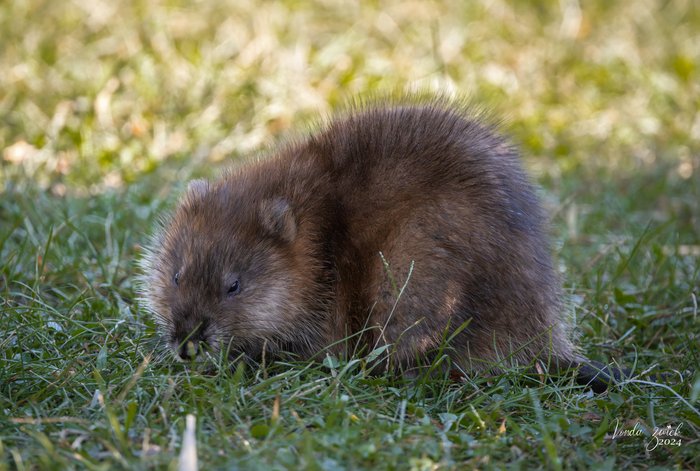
[{"x1": 140, "y1": 177, "x2": 313, "y2": 362}]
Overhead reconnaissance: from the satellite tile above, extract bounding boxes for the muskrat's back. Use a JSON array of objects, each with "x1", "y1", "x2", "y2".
[{"x1": 141, "y1": 101, "x2": 585, "y2": 381}]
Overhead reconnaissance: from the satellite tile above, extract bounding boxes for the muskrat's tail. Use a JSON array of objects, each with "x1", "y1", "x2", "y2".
[{"x1": 573, "y1": 359, "x2": 631, "y2": 393}]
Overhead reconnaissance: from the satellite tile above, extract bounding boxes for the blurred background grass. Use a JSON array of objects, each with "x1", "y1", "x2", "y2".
[
  {"x1": 2, "y1": 0, "x2": 698, "y2": 191},
  {"x1": 1, "y1": 0, "x2": 698, "y2": 468}
]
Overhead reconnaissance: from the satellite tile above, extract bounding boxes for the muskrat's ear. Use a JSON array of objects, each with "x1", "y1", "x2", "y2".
[
  {"x1": 260, "y1": 198, "x2": 297, "y2": 243},
  {"x1": 186, "y1": 179, "x2": 209, "y2": 200}
]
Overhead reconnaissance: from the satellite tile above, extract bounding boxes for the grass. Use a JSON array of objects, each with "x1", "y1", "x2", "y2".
[{"x1": 1, "y1": 0, "x2": 699, "y2": 469}]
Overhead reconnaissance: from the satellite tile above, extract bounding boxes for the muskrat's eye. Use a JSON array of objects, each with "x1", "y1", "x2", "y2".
[
  {"x1": 173, "y1": 272, "x2": 180, "y2": 286},
  {"x1": 227, "y1": 279, "x2": 241, "y2": 297}
]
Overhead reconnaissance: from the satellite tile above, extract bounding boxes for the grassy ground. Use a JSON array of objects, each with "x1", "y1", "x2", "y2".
[{"x1": 1, "y1": 0, "x2": 699, "y2": 469}]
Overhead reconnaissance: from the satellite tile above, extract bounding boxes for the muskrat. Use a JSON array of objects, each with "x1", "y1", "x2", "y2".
[{"x1": 140, "y1": 99, "x2": 624, "y2": 391}]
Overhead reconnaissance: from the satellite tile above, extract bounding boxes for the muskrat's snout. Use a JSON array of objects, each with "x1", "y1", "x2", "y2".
[{"x1": 172, "y1": 318, "x2": 211, "y2": 361}]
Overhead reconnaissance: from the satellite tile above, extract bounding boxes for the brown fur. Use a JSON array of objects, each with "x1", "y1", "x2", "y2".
[{"x1": 141, "y1": 100, "x2": 591, "y2": 380}]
